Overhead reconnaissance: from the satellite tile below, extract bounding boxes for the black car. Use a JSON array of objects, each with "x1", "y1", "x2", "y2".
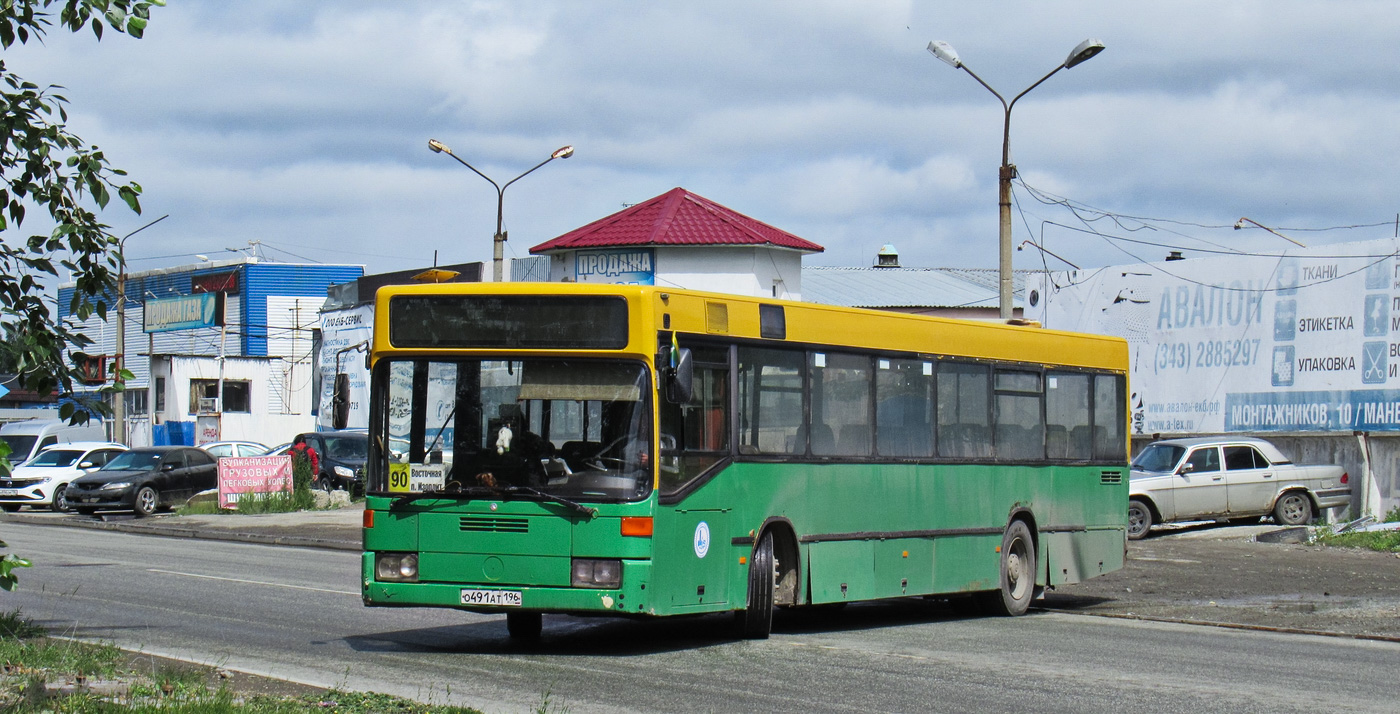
[
  {"x1": 65, "y1": 446, "x2": 218, "y2": 517},
  {"x1": 295, "y1": 431, "x2": 369, "y2": 493}
]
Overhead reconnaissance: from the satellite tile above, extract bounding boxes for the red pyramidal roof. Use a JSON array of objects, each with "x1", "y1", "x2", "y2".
[{"x1": 530, "y1": 187, "x2": 824, "y2": 254}]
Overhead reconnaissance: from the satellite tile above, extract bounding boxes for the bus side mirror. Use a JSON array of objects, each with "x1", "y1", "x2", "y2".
[
  {"x1": 332, "y1": 373, "x2": 350, "y2": 430},
  {"x1": 665, "y1": 347, "x2": 694, "y2": 404}
]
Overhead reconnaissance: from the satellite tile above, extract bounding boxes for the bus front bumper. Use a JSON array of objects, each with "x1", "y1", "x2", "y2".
[{"x1": 361, "y1": 554, "x2": 655, "y2": 615}]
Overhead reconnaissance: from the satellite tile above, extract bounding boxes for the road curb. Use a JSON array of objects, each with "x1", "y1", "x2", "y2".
[
  {"x1": 1036, "y1": 607, "x2": 1400, "y2": 644},
  {"x1": 0, "y1": 513, "x2": 360, "y2": 551}
]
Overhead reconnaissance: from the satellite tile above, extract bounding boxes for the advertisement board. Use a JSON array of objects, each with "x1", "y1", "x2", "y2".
[
  {"x1": 1026, "y1": 238, "x2": 1400, "y2": 435},
  {"x1": 143, "y1": 293, "x2": 224, "y2": 332},
  {"x1": 317, "y1": 304, "x2": 374, "y2": 429},
  {"x1": 217, "y1": 455, "x2": 293, "y2": 508},
  {"x1": 574, "y1": 248, "x2": 655, "y2": 285}
]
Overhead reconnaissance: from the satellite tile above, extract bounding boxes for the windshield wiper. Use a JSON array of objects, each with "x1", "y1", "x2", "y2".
[{"x1": 498, "y1": 485, "x2": 598, "y2": 518}]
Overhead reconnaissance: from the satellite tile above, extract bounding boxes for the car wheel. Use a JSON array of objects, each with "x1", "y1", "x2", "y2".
[
  {"x1": 506, "y1": 612, "x2": 542, "y2": 639},
  {"x1": 51, "y1": 484, "x2": 72, "y2": 512},
  {"x1": 978, "y1": 520, "x2": 1038, "y2": 616},
  {"x1": 0, "y1": 504, "x2": 20, "y2": 513},
  {"x1": 133, "y1": 486, "x2": 159, "y2": 518},
  {"x1": 317, "y1": 476, "x2": 335, "y2": 493},
  {"x1": 736, "y1": 530, "x2": 777, "y2": 639},
  {"x1": 1127, "y1": 499, "x2": 1153, "y2": 540},
  {"x1": 1273, "y1": 492, "x2": 1313, "y2": 525}
]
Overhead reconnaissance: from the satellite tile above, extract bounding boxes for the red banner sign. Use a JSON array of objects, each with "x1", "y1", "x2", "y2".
[{"x1": 217, "y1": 455, "x2": 293, "y2": 509}]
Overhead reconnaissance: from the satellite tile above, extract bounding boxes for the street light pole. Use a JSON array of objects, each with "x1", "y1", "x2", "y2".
[
  {"x1": 111, "y1": 214, "x2": 168, "y2": 444},
  {"x1": 427, "y1": 140, "x2": 574, "y2": 282},
  {"x1": 928, "y1": 39, "x2": 1104, "y2": 320}
]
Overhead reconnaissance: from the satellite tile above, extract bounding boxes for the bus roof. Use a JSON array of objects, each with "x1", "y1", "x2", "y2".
[{"x1": 373, "y1": 283, "x2": 1127, "y2": 373}]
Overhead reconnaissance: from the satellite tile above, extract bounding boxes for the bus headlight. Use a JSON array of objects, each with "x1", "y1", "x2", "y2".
[
  {"x1": 571, "y1": 559, "x2": 621, "y2": 589},
  {"x1": 375, "y1": 553, "x2": 419, "y2": 582}
]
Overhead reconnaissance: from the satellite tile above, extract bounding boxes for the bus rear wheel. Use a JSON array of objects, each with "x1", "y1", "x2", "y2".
[
  {"x1": 979, "y1": 520, "x2": 1036, "y2": 617},
  {"x1": 736, "y1": 530, "x2": 775, "y2": 639},
  {"x1": 506, "y1": 611, "x2": 541, "y2": 639}
]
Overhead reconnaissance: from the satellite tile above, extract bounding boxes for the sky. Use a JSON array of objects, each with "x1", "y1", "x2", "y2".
[{"x1": 7, "y1": 0, "x2": 1400, "y2": 280}]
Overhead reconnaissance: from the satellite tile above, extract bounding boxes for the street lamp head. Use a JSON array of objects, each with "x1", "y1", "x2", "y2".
[
  {"x1": 427, "y1": 138, "x2": 450, "y2": 154},
  {"x1": 1234, "y1": 218, "x2": 1247, "y2": 230},
  {"x1": 552, "y1": 145, "x2": 575, "y2": 160},
  {"x1": 926, "y1": 40, "x2": 962, "y2": 69},
  {"x1": 1063, "y1": 39, "x2": 1105, "y2": 69}
]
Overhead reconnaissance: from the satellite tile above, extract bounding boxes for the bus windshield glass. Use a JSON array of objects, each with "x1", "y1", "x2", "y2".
[{"x1": 370, "y1": 358, "x2": 653, "y2": 503}]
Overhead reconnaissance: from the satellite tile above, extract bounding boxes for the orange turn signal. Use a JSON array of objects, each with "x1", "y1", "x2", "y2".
[
  {"x1": 363, "y1": 509, "x2": 374, "y2": 529},
  {"x1": 621, "y1": 516, "x2": 653, "y2": 537}
]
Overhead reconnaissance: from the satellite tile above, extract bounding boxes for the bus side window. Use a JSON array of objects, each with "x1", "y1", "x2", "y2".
[
  {"x1": 937, "y1": 362, "x2": 991, "y2": 459},
  {"x1": 659, "y1": 346, "x2": 731, "y2": 494},
  {"x1": 1046, "y1": 372, "x2": 1092, "y2": 460},
  {"x1": 1092, "y1": 374, "x2": 1127, "y2": 461},
  {"x1": 737, "y1": 346, "x2": 805, "y2": 456}
]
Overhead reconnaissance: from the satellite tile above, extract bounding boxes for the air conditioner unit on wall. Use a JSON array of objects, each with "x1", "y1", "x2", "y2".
[{"x1": 197, "y1": 397, "x2": 219, "y2": 414}]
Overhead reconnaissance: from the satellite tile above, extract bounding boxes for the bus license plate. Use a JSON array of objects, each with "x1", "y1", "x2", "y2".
[{"x1": 460, "y1": 589, "x2": 522, "y2": 607}]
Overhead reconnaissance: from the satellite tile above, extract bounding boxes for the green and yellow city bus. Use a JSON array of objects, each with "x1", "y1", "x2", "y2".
[{"x1": 358, "y1": 282, "x2": 1129, "y2": 639}]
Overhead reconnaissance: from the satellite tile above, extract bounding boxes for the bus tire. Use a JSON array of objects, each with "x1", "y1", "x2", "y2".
[
  {"x1": 506, "y1": 611, "x2": 541, "y2": 639},
  {"x1": 737, "y1": 530, "x2": 775, "y2": 639},
  {"x1": 980, "y1": 520, "x2": 1036, "y2": 617}
]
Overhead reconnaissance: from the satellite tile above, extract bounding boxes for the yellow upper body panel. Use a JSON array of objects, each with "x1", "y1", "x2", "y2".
[{"x1": 373, "y1": 282, "x2": 1127, "y2": 373}]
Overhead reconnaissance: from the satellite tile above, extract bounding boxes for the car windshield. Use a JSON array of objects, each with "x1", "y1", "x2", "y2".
[
  {"x1": 26, "y1": 449, "x2": 83, "y2": 467},
  {"x1": 104, "y1": 451, "x2": 163, "y2": 471},
  {"x1": 1, "y1": 435, "x2": 38, "y2": 461},
  {"x1": 322, "y1": 435, "x2": 368, "y2": 460},
  {"x1": 1131, "y1": 443, "x2": 1185, "y2": 472},
  {"x1": 370, "y1": 358, "x2": 652, "y2": 503}
]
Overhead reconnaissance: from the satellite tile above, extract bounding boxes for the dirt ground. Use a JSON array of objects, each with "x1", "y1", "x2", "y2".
[{"x1": 1042, "y1": 523, "x2": 1400, "y2": 640}]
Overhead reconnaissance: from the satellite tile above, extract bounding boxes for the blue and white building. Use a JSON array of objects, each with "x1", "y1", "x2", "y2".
[{"x1": 59, "y1": 257, "x2": 363, "y2": 447}]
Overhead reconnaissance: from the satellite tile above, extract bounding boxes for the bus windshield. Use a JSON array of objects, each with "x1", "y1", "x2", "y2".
[{"x1": 370, "y1": 358, "x2": 652, "y2": 503}]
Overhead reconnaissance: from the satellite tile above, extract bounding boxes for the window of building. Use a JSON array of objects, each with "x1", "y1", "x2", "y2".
[
  {"x1": 737, "y1": 347, "x2": 805, "y2": 455},
  {"x1": 189, "y1": 379, "x2": 251, "y2": 413},
  {"x1": 937, "y1": 362, "x2": 991, "y2": 458},
  {"x1": 124, "y1": 389, "x2": 148, "y2": 417},
  {"x1": 1046, "y1": 372, "x2": 1091, "y2": 460},
  {"x1": 876, "y1": 358, "x2": 934, "y2": 458},
  {"x1": 810, "y1": 352, "x2": 872, "y2": 457},
  {"x1": 155, "y1": 377, "x2": 166, "y2": 413}
]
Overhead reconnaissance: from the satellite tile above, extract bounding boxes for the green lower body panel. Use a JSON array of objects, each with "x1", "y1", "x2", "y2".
[{"x1": 363, "y1": 554, "x2": 656, "y2": 615}]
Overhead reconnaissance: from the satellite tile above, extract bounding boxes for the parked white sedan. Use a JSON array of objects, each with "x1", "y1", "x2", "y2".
[
  {"x1": 1128, "y1": 437, "x2": 1351, "y2": 539},
  {"x1": 0, "y1": 441, "x2": 128, "y2": 512}
]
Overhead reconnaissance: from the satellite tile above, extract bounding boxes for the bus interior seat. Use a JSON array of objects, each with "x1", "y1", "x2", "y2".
[
  {"x1": 1046, "y1": 424, "x2": 1068, "y2": 459},
  {"x1": 837, "y1": 425, "x2": 871, "y2": 456}
]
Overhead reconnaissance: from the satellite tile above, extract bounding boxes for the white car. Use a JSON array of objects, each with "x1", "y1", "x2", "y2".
[
  {"x1": 200, "y1": 441, "x2": 270, "y2": 458},
  {"x1": 1128, "y1": 436, "x2": 1351, "y2": 539},
  {"x1": 0, "y1": 441, "x2": 129, "y2": 512}
]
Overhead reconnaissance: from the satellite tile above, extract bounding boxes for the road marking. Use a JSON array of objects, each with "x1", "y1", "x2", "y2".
[{"x1": 147, "y1": 569, "x2": 358, "y2": 596}]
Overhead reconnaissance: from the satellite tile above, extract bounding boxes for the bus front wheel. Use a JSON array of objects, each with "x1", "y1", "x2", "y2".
[
  {"x1": 506, "y1": 611, "x2": 541, "y2": 639},
  {"x1": 979, "y1": 520, "x2": 1036, "y2": 617},
  {"x1": 736, "y1": 530, "x2": 775, "y2": 639}
]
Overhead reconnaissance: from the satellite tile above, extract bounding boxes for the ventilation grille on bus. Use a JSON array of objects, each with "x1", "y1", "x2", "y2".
[
  {"x1": 459, "y1": 516, "x2": 529, "y2": 533},
  {"x1": 1100, "y1": 471, "x2": 1123, "y2": 485}
]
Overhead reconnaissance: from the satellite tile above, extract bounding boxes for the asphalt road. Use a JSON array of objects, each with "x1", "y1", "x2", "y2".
[{"x1": 3, "y1": 523, "x2": 1397, "y2": 714}]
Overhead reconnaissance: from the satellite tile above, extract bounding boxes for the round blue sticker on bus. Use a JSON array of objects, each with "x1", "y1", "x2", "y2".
[{"x1": 694, "y1": 521, "x2": 711, "y2": 559}]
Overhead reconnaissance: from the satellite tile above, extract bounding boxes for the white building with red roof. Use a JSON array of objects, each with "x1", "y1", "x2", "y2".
[{"x1": 529, "y1": 187, "x2": 823, "y2": 299}]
